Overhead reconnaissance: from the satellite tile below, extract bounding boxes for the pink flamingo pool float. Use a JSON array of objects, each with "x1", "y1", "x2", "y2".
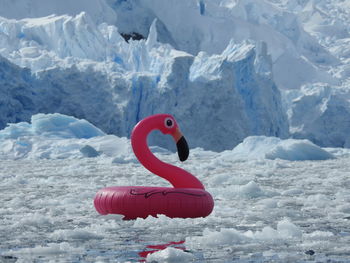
[{"x1": 94, "y1": 114, "x2": 214, "y2": 220}]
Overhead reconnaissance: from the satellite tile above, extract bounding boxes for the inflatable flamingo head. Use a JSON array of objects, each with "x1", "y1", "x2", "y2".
[
  {"x1": 132, "y1": 114, "x2": 189, "y2": 162},
  {"x1": 154, "y1": 114, "x2": 189, "y2": 162},
  {"x1": 156, "y1": 114, "x2": 178, "y2": 135}
]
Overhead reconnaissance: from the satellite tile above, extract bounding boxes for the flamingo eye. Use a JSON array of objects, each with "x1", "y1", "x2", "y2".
[{"x1": 164, "y1": 117, "x2": 174, "y2": 129}]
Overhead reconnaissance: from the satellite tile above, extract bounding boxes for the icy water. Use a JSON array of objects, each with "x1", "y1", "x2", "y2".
[{"x1": 1, "y1": 150, "x2": 350, "y2": 262}]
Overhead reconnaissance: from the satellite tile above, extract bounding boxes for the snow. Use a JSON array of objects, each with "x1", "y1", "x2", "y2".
[{"x1": 0, "y1": 114, "x2": 350, "y2": 262}]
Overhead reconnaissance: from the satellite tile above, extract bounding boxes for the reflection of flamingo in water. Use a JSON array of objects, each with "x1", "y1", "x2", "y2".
[{"x1": 94, "y1": 114, "x2": 214, "y2": 220}]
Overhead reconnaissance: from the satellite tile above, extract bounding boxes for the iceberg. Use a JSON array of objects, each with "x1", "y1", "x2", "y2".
[
  {"x1": 224, "y1": 136, "x2": 335, "y2": 161},
  {"x1": 0, "y1": 113, "x2": 105, "y2": 140},
  {"x1": 0, "y1": 113, "x2": 132, "y2": 160}
]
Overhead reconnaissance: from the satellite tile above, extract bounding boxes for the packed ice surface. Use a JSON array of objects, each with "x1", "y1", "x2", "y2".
[
  {"x1": 1, "y1": 1, "x2": 350, "y2": 261},
  {"x1": 1, "y1": 114, "x2": 350, "y2": 262},
  {"x1": 1, "y1": 0, "x2": 350, "y2": 150}
]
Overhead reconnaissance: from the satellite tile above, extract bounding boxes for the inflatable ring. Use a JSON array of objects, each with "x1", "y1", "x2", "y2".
[{"x1": 94, "y1": 114, "x2": 214, "y2": 220}]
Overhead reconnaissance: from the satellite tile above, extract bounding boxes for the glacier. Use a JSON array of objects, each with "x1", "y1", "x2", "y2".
[
  {"x1": 0, "y1": 0, "x2": 350, "y2": 151},
  {"x1": 285, "y1": 83, "x2": 350, "y2": 148},
  {"x1": 0, "y1": 9, "x2": 289, "y2": 151}
]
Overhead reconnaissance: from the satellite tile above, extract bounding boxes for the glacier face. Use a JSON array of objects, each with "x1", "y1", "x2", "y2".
[
  {"x1": 0, "y1": 56, "x2": 35, "y2": 128},
  {"x1": 0, "y1": 10, "x2": 288, "y2": 151},
  {"x1": 2, "y1": 10, "x2": 288, "y2": 151},
  {"x1": 108, "y1": 0, "x2": 339, "y2": 89},
  {"x1": 0, "y1": 0, "x2": 350, "y2": 150},
  {"x1": 286, "y1": 83, "x2": 350, "y2": 148}
]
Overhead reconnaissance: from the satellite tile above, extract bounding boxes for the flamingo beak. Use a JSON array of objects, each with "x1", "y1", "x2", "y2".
[{"x1": 173, "y1": 128, "x2": 189, "y2": 162}]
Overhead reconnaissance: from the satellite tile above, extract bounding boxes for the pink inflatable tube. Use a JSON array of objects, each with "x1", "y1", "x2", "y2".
[{"x1": 94, "y1": 114, "x2": 214, "y2": 220}]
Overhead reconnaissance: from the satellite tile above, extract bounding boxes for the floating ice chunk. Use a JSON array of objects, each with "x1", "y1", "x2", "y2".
[
  {"x1": 31, "y1": 113, "x2": 105, "y2": 139},
  {"x1": 213, "y1": 181, "x2": 275, "y2": 199},
  {"x1": 132, "y1": 215, "x2": 205, "y2": 230},
  {"x1": 230, "y1": 136, "x2": 281, "y2": 159},
  {"x1": 305, "y1": 194, "x2": 330, "y2": 208},
  {"x1": 186, "y1": 219, "x2": 302, "y2": 249},
  {"x1": 276, "y1": 219, "x2": 302, "y2": 239},
  {"x1": 79, "y1": 145, "x2": 100, "y2": 157},
  {"x1": 247, "y1": 219, "x2": 302, "y2": 240},
  {"x1": 227, "y1": 136, "x2": 334, "y2": 161},
  {"x1": 111, "y1": 155, "x2": 137, "y2": 164},
  {"x1": 0, "y1": 114, "x2": 131, "y2": 160},
  {"x1": 239, "y1": 181, "x2": 265, "y2": 198},
  {"x1": 0, "y1": 122, "x2": 33, "y2": 140},
  {"x1": 0, "y1": 113, "x2": 105, "y2": 140},
  {"x1": 246, "y1": 226, "x2": 280, "y2": 241},
  {"x1": 257, "y1": 198, "x2": 278, "y2": 209},
  {"x1": 186, "y1": 228, "x2": 250, "y2": 249},
  {"x1": 50, "y1": 229, "x2": 103, "y2": 241},
  {"x1": 304, "y1": 231, "x2": 334, "y2": 241},
  {"x1": 146, "y1": 247, "x2": 194, "y2": 263},
  {"x1": 90, "y1": 135, "x2": 131, "y2": 157},
  {"x1": 12, "y1": 242, "x2": 83, "y2": 255},
  {"x1": 337, "y1": 204, "x2": 350, "y2": 213},
  {"x1": 14, "y1": 213, "x2": 52, "y2": 227},
  {"x1": 266, "y1": 139, "x2": 334, "y2": 161},
  {"x1": 0, "y1": 139, "x2": 33, "y2": 159},
  {"x1": 281, "y1": 188, "x2": 304, "y2": 196}
]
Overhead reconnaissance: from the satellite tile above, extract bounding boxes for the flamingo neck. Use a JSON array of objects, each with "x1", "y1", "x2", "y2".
[{"x1": 131, "y1": 120, "x2": 204, "y2": 189}]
